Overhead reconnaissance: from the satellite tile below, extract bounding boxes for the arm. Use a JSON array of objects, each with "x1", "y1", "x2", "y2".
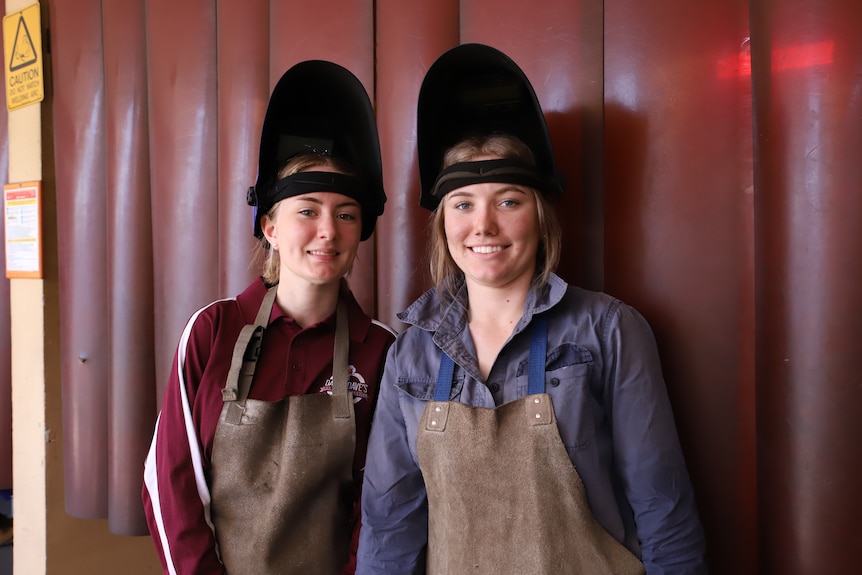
[
  {"x1": 142, "y1": 311, "x2": 225, "y2": 575},
  {"x1": 356, "y1": 343, "x2": 429, "y2": 575},
  {"x1": 343, "y1": 322, "x2": 397, "y2": 575},
  {"x1": 605, "y1": 302, "x2": 708, "y2": 575}
]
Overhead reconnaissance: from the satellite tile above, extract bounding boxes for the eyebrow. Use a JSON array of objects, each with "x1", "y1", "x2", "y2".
[
  {"x1": 293, "y1": 195, "x2": 361, "y2": 209},
  {"x1": 447, "y1": 186, "x2": 529, "y2": 199}
]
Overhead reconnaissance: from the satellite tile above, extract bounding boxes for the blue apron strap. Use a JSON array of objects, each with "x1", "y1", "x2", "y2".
[
  {"x1": 527, "y1": 315, "x2": 549, "y2": 395},
  {"x1": 434, "y1": 353, "x2": 456, "y2": 401},
  {"x1": 434, "y1": 313, "x2": 549, "y2": 401}
]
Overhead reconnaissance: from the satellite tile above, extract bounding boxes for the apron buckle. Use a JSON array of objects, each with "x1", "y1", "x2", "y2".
[
  {"x1": 526, "y1": 394, "x2": 553, "y2": 427},
  {"x1": 425, "y1": 402, "x2": 450, "y2": 432},
  {"x1": 223, "y1": 401, "x2": 245, "y2": 425}
]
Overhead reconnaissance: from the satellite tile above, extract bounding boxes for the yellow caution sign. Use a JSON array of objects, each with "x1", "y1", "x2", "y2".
[{"x1": 3, "y1": 2, "x2": 43, "y2": 111}]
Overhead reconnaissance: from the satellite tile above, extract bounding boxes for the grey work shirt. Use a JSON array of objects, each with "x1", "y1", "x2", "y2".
[{"x1": 357, "y1": 274, "x2": 707, "y2": 575}]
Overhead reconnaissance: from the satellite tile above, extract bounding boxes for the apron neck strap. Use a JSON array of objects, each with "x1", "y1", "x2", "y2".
[
  {"x1": 330, "y1": 297, "x2": 352, "y2": 419},
  {"x1": 526, "y1": 315, "x2": 549, "y2": 395},
  {"x1": 221, "y1": 285, "x2": 278, "y2": 421},
  {"x1": 222, "y1": 286, "x2": 352, "y2": 419},
  {"x1": 253, "y1": 284, "x2": 277, "y2": 326},
  {"x1": 434, "y1": 314, "x2": 549, "y2": 401}
]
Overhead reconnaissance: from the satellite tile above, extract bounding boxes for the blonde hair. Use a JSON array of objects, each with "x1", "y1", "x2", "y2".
[
  {"x1": 252, "y1": 154, "x2": 356, "y2": 285},
  {"x1": 429, "y1": 134, "x2": 561, "y2": 302}
]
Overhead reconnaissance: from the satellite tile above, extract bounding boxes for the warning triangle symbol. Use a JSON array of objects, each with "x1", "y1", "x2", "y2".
[{"x1": 9, "y1": 15, "x2": 37, "y2": 72}]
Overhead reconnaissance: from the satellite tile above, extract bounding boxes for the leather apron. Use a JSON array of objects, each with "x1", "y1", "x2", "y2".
[
  {"x1": 209, "y1": 286, "x2": 356, "y2": 574},
  {"x1": 416, "y1": 316, "x2": 644, "y2": 575}
]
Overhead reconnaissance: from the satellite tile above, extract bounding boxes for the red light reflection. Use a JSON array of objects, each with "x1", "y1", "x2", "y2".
[{"x1": 717, "y1": 40, "x2": 834, "y2": 78}]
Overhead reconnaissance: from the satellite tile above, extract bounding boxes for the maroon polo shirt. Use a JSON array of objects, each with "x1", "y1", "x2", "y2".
[{"x1": 143, "y1": 278, "x2": 395, "y2": 575}]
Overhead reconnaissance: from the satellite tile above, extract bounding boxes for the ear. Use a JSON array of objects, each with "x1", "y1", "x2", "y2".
[{"x1": 261, "y1": 212, "x2": 278, "y2": 246}]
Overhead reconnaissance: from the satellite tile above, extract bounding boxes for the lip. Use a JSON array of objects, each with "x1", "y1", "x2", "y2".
[{"x1": 308, "y1": 250, "x2": 339, "y2": 257}]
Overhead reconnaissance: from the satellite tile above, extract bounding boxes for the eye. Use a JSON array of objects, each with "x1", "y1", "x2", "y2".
[
  {"x1": 337, "y1": 211, "x2": 359, "y2": 221},
  {"x1": 298, "y1": 208, "x2": 317, "y2": 217},
  {"x1": 453, "y1": 201, "x2": 471, "y2": 210},
  {"x1": 500, "y1": 198, "x2": 519, "y2": 207}
]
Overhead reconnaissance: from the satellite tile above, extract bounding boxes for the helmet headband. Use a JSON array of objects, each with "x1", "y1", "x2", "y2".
[
  {"x1": 269, "y1": 171, "x2": 369, "y2": 207},
  {"x1": 431, "y1": 159, "x2": 550, "y2": 201}
]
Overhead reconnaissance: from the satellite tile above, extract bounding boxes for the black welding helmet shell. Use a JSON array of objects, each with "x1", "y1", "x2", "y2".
[
  {"x1": 417, "y1": 43, "x2": 564, "y2": 211},
  {"x1": 248, "y1": 60, "x2": 385, "y2": 240}
]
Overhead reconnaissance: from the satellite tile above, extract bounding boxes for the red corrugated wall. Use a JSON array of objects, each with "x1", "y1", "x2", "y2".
[
  {"x1": 0, "y1": 0, "x2": 853, "y2": 571},
  {"x1": 751, "y1": 1, "x2": 862, "y2": 572},
  {"x1": 51, "y1": 0, "x2": 111, "y2": 521},
  {"x1": 102, "y1": 0, "x2": 157, "y2": 536},
  {"x1": 603, "y1": 1, "x2": 757, "y2": 572}
]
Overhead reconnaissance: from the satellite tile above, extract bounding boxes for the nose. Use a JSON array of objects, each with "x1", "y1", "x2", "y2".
[
  {"x1": 318, "y1": 213, "x2": 338, "y2": 240},
  {"x1": 473, "y1": 203, "x2": 497, "y2": 235}
]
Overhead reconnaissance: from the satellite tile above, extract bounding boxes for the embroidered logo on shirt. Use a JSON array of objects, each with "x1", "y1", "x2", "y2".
[{"x1": 319, "y1": 364, "x2": 369, "y2": 403}]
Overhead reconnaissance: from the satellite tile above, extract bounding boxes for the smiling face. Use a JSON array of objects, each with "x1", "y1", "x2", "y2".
[
  {"x1": 261, "y1": 171, "x2": 362, "y2": 288},
  {"x1": 441, "y1": 178, "x2": 540, "y2": 292}
]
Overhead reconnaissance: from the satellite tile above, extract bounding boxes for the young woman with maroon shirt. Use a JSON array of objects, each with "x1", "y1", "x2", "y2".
[{"x1": 143, "y1": 60, "x2": 394, "y2": 575}]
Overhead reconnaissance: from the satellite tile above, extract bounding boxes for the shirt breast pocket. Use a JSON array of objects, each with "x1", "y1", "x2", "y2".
[
  {"x1": 530, "y1": 343, "x2": 596, "y2": 452},
  {"x1": 395, "y1": 377, "x2": 461, "y2": 462}
]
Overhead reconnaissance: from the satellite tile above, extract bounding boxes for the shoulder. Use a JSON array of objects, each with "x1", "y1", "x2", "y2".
[
  {"x1": 181, "y1": 295, "x2": 240, "y2": 342},
  {"x1": 561, "y1": 284, "x2": 622, "y2": 313},
  {"x1": 234, "y1": 277, "x2": 273, "y2": 320},
  {"x1": 341, "y1": 290, "x2": 397, "y2": 350},
  {"x1": 388, "y1": 323, "x2": 436, "y2": 360},
  {"x1": 186, "y1": 278, "x2": 267, "y2": 335},
  {"x1": 541, "y1": 278, "x2": 655, "y2": 335},
  {"x1": 395, "y1": 287, "x2": 447, "y2": 331},
  {"x1": 561, "y1": 286, "x2": 652, "y2": 330},
  {"x1": 365, "y1": 319, "x2": 398, "y2": 356},
  {"x1": 540, "y1": 275, "x2": 623, "y2": 320},
  {"x1": 552, "y1": 285, "x2": 659, "y2": 354},
  {"x1": 178, "y1": 280, "x2": 269, "y2": 356},
  {"x1": 370, "y1": 319, "x2": 398, "y2": 340}
]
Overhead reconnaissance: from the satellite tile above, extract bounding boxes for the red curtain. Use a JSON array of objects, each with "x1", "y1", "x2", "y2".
[{"x1": 26, "y1": 0, "x2": 862, "y2": 571}]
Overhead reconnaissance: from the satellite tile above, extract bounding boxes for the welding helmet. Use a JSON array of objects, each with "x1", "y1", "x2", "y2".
[
  {"x1": 417, "y1": 43, "x2": 564, "y2": 210},
  {"x1": 248, "y1": 60, "x2": 385, "y2": 240}
]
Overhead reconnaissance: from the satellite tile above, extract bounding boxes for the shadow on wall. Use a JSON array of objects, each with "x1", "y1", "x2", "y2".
[
  {"x1": 601, "y1": 103, "x2": 649, "y2": 307},
  {"x1": 544, "y1": 108, "x2": 588, "y2": 290}
]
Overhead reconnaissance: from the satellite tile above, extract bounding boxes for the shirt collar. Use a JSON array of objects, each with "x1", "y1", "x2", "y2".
[
  {"x1": 397, "y1": 272, "x2": 568, "y2": 334},
  {"x1": 240, "y1": 277, "x2": 372, "y2": 342}
]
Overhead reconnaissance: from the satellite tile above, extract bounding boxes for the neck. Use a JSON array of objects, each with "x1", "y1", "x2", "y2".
[
  {"x1": 465, "y1": 277, "x2": 531, "y2": 328},
  {"x1": 275, "y1": 276, "x2": 342, "y2": 328},
  {"x1": 463, "y1": 277, "x2": 532, "y2": 381}
]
